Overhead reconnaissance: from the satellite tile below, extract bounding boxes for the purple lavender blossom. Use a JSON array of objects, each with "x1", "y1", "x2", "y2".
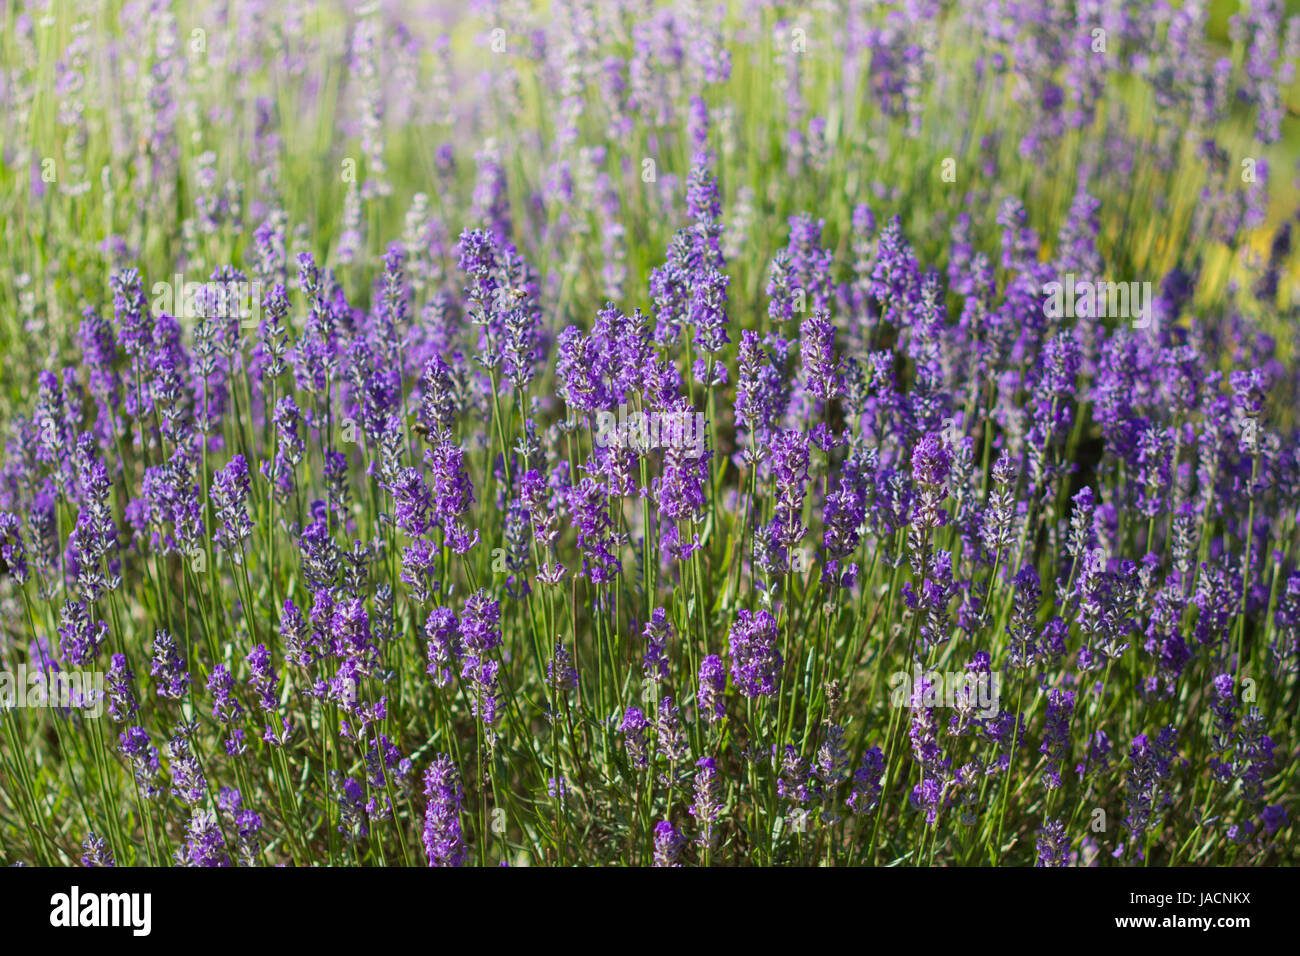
[
  {"x1": 211, "y1": 455, "x2": 253, "y2": 560},
  {"x1": 800, "y1": 311, "x2": 841, "y2": 404},
  {"x1": 56, "y1": 601, "x2": 107, "y2": 667},
  {"x1": 1124, "y1": 727, "x2": 1179, "y2": 847},
  {"x1": 728, "y1": 610, "x2": 783, "y2": 699},
  {"x1": 1040, "y1": 690, "x2": 1075, "y2": 790},
  {"x1": 690, "y1": 756, "x2": 722, "y2": 849},
  {"x1": 149, "y1": 630, "x2": 190, "y2": 700},
  {"x1": 423, "y1": 755, "x2": 467, "y2": 867},
  {"x1": 548, "y1": 641, "x2": 579, "y2": 695},
  {"x1": 847, "y1": 748, "x2": 885, "y2": 815},
  {"x1": 1036, "y1": 819, "x2": 1070, "y2": 867},
  {"x1": 167, "y1": 731, "x2": 207, "y2": 805},
  {"x1": 105, "y1": 655, "x2": 139, "y2": 723},
  {"x1": 620, "y1": 706, "x2": 650, "y2": 768},
  {"x1": 642, "y1": 607, "x2": 672, "y2": 683},
  {"x1": 175, "y1": 810, "x2": 230, "y2": 867},
  {"x1": 208, "y1": 665, "x2": 243, "y2": 725},
  {"x1": 655, "y1": 696, "x2": 689, "y2": 763},
  {"x1": 424, "y1": 607, "x2": 459, "y2": 688},
  {"x1": 246, "y1": 644, "x2": 279, "y2": 711},
  {"x1": 697, "y1": 655, "x2": 727, "y2": 723},
  {"x1": 119, "y1": 726, "x2": 159, "y2": 796},
  {"x1": 459, "y1": 589, "x2": 501, "y2": 726},
  {"x1": 80, "y1": 832, "x2": 115, "y2": 867},
  {"x1": 652, "y1": 820, "x2": 686, "y2": 866}
]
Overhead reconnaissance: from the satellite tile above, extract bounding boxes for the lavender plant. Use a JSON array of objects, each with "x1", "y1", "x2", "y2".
[{"x1": 0, "y1": 0, "x2": 1297, "y2": 868}]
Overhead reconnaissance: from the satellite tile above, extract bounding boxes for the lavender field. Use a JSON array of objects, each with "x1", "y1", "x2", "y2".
[{"x1": 0, "y1": 0, "x2": 1297, "y2": 869}]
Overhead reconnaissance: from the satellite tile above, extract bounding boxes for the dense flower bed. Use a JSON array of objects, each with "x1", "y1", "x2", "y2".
[{"x1": 0, "y1": 1, "x2": 1297, "y2": 866}]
